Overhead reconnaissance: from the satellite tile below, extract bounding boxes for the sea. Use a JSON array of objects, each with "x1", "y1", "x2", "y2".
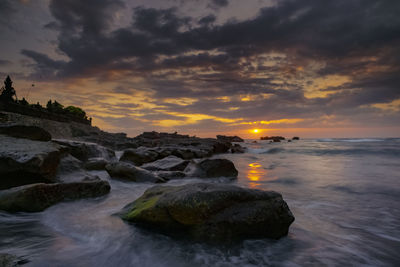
[{"x1": 1, "y1": 138, "x2": 399, "y2": 266}]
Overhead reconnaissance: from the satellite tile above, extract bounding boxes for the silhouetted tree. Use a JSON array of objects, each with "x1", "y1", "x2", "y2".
[
  {"x1": 0, "y1": 75, "x2": 16, "y2": 102},
  {"x1": 18, "y1": 97, "x2": 29, "y2": 106},
  {"x1": 46, "y1": 100, "x2": 53, "y2": 111},
  {"x1": 52, "y1": 100, "x2": 64, "y2": 113}
]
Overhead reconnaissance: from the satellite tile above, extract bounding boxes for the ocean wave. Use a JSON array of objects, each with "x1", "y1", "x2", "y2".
[
  {"x1": 317, "y1": 138, "x2": 385, "y2": 142},
  {"x1": 247, "y1": 147, "x2": 285, "y2": 154},
  {"x1": 298, "y1": 148, "x2": 400, "y2": 157}
]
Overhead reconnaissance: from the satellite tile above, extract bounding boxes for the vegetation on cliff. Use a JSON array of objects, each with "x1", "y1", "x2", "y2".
[{"x1": 0, "y1": 75, "x2": 91, "y2": 124}]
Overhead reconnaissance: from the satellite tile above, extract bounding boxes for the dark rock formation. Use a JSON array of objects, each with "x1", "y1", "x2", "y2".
[
  {"x1": 53, "y1": 139, "x2": 115, "y2": 162},
  {"x1": 185, "y1": 158, "x2": 238, "y2": 178},
  {"x1": 0, "y1": 124, "x2": 51, "y2": 141},
  {"x1": 231, "y1": 144, "x2": 246, "y2": 153},
  {"x1": 84, "y1": 157, "x2": 109, "y2": 170},
  {"x1": 217, "y1": 135, "x2": 244, "y2": 142},
  {"x1": 0, "y1": 180, "x2": 110, "y2": 212},
  {"x1": 292, "y1": 136, "x2": 300, "y2": 140},
  {"x1": 120, "y1": 183, "x2": 295, "y2": 242},
  {"x1": 141, "y1": 155, "x2": 190, "y2": 171},
  {"x1": 260, "y1": 136, "x2": 285, "y2": 142},
  {"x1": 0, "y1": 135, "x2": 61, "y2": 190},
  {"x1": 105, "y1": 162, "x2": 166, "y2": 183},
  {"x1": 120, "y1": 147, "x2": 159, "y2": 166}
]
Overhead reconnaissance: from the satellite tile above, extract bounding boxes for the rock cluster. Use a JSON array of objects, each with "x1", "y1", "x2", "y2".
[
  {"x1": 0, "y1": 116, "x2": 294, "y2": 244},
  {"x1": 260, "y1": 136, "x2": 286, "y2": 142}
]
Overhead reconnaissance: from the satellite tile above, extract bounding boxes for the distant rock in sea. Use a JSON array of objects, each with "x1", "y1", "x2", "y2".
[{"x1": 260, "y1": 136, "x2": 286, "y2": 142}]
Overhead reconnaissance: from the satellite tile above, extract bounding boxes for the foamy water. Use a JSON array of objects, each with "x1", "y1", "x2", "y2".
[{"x1": 1, "y1": 139, "x2": 399, "y2": 266}]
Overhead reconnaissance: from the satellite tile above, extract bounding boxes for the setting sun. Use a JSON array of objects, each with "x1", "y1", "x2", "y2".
[{"x1": 252, "y1": 129, "x2": 260, "y2": 133}]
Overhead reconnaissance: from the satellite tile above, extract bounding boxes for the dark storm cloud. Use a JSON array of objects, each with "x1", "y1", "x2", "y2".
[
  {"x1": 0, "y1": 0, "x2": 16, "y2": 27},
  {"x1": 20, "y1": 0, "x2": 400, "y2": 125},
  {"x1": 0, "y1": 60, "x2": 12, "y2": 66},
  {"x1": 208, "y1": 0, "x2": 229, "y2": 9}
]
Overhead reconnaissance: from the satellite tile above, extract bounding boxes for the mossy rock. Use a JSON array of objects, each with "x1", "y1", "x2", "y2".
[{"x1": 120, "y1": 183, "x2": 294, "y2": 242}]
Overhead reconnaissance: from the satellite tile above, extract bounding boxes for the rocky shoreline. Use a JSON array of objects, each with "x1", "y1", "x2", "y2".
[{"x1": 0, "y1": 111, "x2": 294, "y2": 264}]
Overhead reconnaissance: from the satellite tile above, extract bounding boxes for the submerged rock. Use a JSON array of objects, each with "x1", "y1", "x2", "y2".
[
  {"x1": 141, "y1": 155, "x2": 189, "y2": 171},
  {"x1": 0, "y1": 180, "x2": 110, "y2": 212},
  {"x1": 0, "y1": 135, "x2": 62, "y2": 190},
  {"x1": 0, "y1": 124, "x2": 52, "y2": 141},
  {"x1": 105, "y1": 162, "x2": 166, "y2": 183},
  {"x1": 185, "y1": 158, "x2": 238, "y2": 178},
  {"x1": 260, "y1": 136, "x2": 285, "y2": 142},
  {"x1": 120, "y1": 183, "x2": 295, "y2": 242}
]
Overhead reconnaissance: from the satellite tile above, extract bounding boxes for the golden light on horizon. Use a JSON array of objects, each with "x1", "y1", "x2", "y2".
[{"x1": 252, "y1": 129, "x2": 260, "y2": 133}]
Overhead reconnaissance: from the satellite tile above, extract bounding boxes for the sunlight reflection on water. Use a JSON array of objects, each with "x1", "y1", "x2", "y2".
[{"x1": 247, "y1": 162, "x2": 266, "y2": 188}]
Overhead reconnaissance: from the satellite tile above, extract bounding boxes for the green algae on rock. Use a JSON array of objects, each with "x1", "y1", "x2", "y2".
[{"x1": 120, "y1": 183, "x2": 294, "y2": 242}]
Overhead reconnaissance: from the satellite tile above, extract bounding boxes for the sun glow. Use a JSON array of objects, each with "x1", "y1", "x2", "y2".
[{"x1": 252, "y1": 129, "x2": 260, "y2": 133}]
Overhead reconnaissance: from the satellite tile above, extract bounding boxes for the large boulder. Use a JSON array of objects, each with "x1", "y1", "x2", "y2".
[
  {"x1": 0, "y1": 180, "x2": 110, "y2": 212},
  {"x1": 52, "y1": 139, "x2": 115, "y2": 162},
  {"x1": 0, "y1": 135, "x2": 62, "y2": 190},
  {"x1": 185, "y1": 158, "x2": 238, "y2": 178},
  {"x1": 84, "y1": 157, "x2": 109, "y2": 170},
  {"x1": 105, "y1": 162, "x2": 166, "y2": 183},
  {"x1": 0, "y1": 124, "x2": 51, "y2": 141},
  {"x1": 120, "y1": 147, "x2": 159, "y2": 166},
  {"x1": 141, "y1": 155, "x2": 190, "y2": 171},
  {"x1": 212, "y1": 141, "x2": 231, "y2": 154},
  {"x1": 56, "y1": 154, "x2": 83, "y2": 175},
  {"x1": 120, "y1": 183, "x2": 295, "y2": 242}
]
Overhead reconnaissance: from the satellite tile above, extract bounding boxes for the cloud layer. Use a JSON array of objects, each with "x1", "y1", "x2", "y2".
[{"x1": 2, "y1": 0, "x2": 400, "y2": 137}]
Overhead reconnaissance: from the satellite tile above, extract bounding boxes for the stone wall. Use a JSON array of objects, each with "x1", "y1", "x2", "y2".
[{"x1": 0, "y1": 101, "x2": 91, "y2": 125}]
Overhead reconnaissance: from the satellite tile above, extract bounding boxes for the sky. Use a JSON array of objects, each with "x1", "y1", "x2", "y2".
[{"x1": 0, "y1": 0, "x2": 399, "y2": 138}]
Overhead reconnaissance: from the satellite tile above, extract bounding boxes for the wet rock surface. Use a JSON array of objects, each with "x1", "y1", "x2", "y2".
[
  {"x1": 84, "y1": 158, "x2": 109, "y2": 170},
  {"x1": 0, "y1": 135, "x2": 62, "y2": 190},
  {"x1": 0, "y1": 180, "x2": 111, "y2": 212},
  {"x1": 105, "y1": 162, "x2": 166, "y2": 183},
  {"x1": 53, "y1": 139, "x2": 115, "y2": 162},
  {"x1": 120, "y1": 183, "x2": 295, "y2": 242},
  {"x1": 141, "y1": 156, "x2": 190, "y2": 172},
  {"x1": 0, "y1": 124, "x2": 52, "y2": 141},
  {"x1": 185, "y1": 158, "x2": 238, "y2": 178}
]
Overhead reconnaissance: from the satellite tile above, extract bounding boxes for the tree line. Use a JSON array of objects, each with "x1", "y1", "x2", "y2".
[{"x1": 0, "y1": 75, "x2": 90, "y2": 121}]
